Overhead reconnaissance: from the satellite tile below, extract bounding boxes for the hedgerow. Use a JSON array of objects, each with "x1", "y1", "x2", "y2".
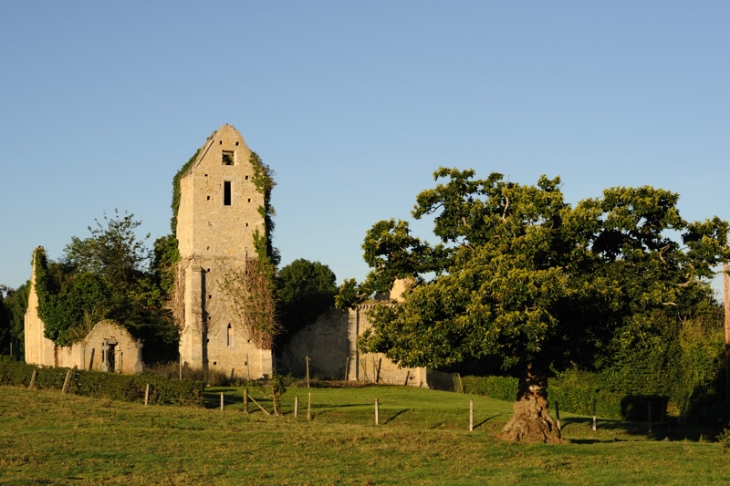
[{"x1": 0, "y1": 361, "x2": 205, "y2": 406}]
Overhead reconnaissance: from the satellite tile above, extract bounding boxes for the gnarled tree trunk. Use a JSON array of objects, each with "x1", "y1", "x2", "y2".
[{"x1": 500, "y1": 363, "x2": 561, "y2": 443}]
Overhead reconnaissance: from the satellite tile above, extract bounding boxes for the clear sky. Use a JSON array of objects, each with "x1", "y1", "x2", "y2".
[{"x1": 1, "y1": 2, "x2": 728, "y2": 294}]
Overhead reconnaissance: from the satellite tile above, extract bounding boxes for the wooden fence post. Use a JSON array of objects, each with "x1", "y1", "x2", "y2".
[
  {"x1": 220, "y1": 392, "x2": 224, "y2": 411},
  {"x1": 246, "y1": 392, "x2": 271, "y2": 416},
  {"x1": 28, "y1": 370, "x2": 37, "y2": 390},
  {"x1": 144, "y1": 383, "x2": 150, "y2": 406},
  {"x1": 375, "y1": 398, "x2": 380, "y2": 425},
  {"x1": 243, "y1": 389, "x2": 249, "y2": 414},
  {"x1": 307, "y1": 392, "x2": 312, "y2": 421},
  {"x1": 592, "y1": 398, "x2": 597, "y2": 431},
  {"x1": 294, "y1": 396, "x2": 299, "y2": 418},
  {"x1": 469, "y1": 399, "x2": 474, "y2": 432},
  {"x1": 61, "y1": 370, "x2": 72, "y2": 394},
  {"x1": 306, "y1": 356, "x2": 311, "y2": 388}
]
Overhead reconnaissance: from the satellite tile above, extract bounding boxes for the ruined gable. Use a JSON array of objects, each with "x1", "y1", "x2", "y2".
[{"x1": 176, "y1": 124, "x2": 273, "y2": 379}]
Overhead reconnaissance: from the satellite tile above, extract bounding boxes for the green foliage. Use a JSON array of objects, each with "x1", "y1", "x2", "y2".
[
  {"x1": 152, "y1": 234, "x2": 180, "y2": 296},
  {"x1": 0, "y1": 289, "x2": 9, "y2": 356},
  {"x1": 276, "y1": 259, "x2": 336, "y2": 339},
  {"x1": 351, "y1": 167, "x2": 729, "y2": 406},
  {"x1": 2, "y1": 283, "x2": 29, "y2": 358},
  {"x1": 462, "y1": 372, "x2": 639, "y2": 420},
  {"x1": 63, "y1": 209, "x2": 151, "y2": 289},
  {"x1": 171, "y1": 148, "x2": 200, "y2": 233},
  {"x1": 250, "y1": 151, "x2": 280, "y2": 266},
  {"x1": 461, "y1": 375, "x2": 518, "y2": 402},
  {"x1": 32, "y1": 212, "x2": 179, "y2": 362},
  {"x1": 0, "y1": 360, "x2": 205, "y2": 406}
]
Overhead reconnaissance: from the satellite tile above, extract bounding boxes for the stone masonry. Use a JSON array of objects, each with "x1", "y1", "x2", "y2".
[{"x1": 176, "y1": 124, "x2": 273, "y2": 379}]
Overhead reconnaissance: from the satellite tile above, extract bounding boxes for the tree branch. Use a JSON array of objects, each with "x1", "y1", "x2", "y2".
[
  {"x1": 677, "y1": 263, "x2": 695, "y2": 288},
  {"x1": 501, "y1": 194, "x2": 510, "y2": 222}
]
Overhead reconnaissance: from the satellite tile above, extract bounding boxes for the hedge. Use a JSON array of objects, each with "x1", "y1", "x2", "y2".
[
  {"x1": 461, "y1": 374, "x2": 666, "y2": 421},
  {"x1": 0, "y1": 361, "x2": 205, "y2": 406}
]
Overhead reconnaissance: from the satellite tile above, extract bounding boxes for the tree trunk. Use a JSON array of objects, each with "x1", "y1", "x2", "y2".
[{"x1": 500, "y1": 363, "x2": 561, "y2": 443}]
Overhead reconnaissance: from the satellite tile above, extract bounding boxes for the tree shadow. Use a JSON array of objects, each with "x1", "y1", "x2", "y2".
[
  {"x1": 473, "y1": 413, "x2": 507, "y2": 430},
  {"x1": 560, "y1": 416, "x2": 719, "y2": 442},
  {"x1": 383, "y1": 409, "x2": 411, "y2": 424}
]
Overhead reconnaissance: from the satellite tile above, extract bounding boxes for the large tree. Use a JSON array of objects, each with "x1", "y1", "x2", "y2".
[{"x1": 339, "y1": 167, "x2": 728, "y2": 442}]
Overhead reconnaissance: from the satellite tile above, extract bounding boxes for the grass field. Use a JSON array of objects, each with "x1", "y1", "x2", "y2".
[{"x1": 1, "y1": 383, "x2": 729, "y2": 485}]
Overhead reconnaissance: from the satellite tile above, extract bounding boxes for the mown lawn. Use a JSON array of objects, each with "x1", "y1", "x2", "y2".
[{"x1": 1, "y1": 383, "x2": 728, "y2": 485}]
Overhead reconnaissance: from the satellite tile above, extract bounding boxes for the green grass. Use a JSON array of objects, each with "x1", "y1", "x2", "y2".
[{"x1": 1, "y1": 383, "x2": 728, "y2": 485}]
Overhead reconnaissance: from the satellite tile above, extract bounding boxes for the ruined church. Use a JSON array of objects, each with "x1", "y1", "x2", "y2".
[{"x1": 24, "y1": 124, "x2": 439, "y2": 387}]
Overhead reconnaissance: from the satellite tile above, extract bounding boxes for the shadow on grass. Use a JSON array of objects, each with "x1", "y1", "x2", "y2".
[
  {"x1": 383, "y1": 409, "x2": 411, "y2": 425},
  {"x1": 560, "y1": 416, "x2": 719, "y2": 442},
  {"x1": 473, "y1": 413, "x2": 508, "y2": 430}
]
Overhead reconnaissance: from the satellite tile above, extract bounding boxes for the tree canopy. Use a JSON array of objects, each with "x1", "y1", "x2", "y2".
[
  {"x1": 276, "y1": 259, "x2": 337, "y2": 339},
  {"x1": 33, "y1": 211, "x2": 179, "y2": 361},
  {"x1": 340, "y1": 167, "x2": 729, "y2": 441}
]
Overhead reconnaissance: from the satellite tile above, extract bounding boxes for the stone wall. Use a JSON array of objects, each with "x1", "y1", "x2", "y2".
[
  {"x1": 278, "y1": 304, "x2": 427, "y2": 387},
  {"x1": 278, "y1": 308, "x2": 349, "y2": 379},
  {"x1": 176, "y1": 124, "x2": 272, "y2": 379},
  {"x1": 23, "y1": 258, "x2": 55, "y2": 367},
  {"x1": 23, "y1": 260, "x2": 143, "y2": 373}
]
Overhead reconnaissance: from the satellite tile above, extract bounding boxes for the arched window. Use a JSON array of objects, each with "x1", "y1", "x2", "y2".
[{"x1": 227, "y1": 324, "x2": 233, "y2": 347}]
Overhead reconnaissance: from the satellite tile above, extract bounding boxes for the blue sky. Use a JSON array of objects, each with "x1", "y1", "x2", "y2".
[{"x1": 1, "y1": 2, "x2": 728, "y2": 294}]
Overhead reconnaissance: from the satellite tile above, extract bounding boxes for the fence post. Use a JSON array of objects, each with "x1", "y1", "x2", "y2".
[
  {"x1": 592, "y1": 398, "x2": 597, "y2": 431},
  {"x1": 220, "y1": 392, "x2": 224, "y2": 411},
  {"x1": 375, "y1": 398, "x2": 380, "y2": 425},
  {"x1": 61, "y1": 370, "x2": 72, "y2": 394},
  {"x1": 294, "y1": 396, "x2": 299, "y2": 418},
  {"x1": 28, "y1": 370, "x2": 37, "y2": 390},
  {"x1": 306, "y1": 356, "x2": 311, "y2": 388},
  {"x1": 243, "y1": 389, "x2": 249, "y2": 414},
  {"x1": 144, "y1": 383, "x2": 150, "y2": 406},
  {"x1": 469, "y1": 399, "x2": 474, "y2": 432},
  {"x1": 307, "y1": 392, "x2": 312, "y2": 421}
]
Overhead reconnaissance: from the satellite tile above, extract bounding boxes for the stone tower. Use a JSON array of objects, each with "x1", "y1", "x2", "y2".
[{"x1": 176, "y1": 124, "x2": 273, "y2": 379}]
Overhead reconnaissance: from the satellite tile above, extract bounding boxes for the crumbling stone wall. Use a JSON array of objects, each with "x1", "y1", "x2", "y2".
[
  {"x1": 176, "y1": 124, "x2": 272, "y2": 379},
  {"x1": 24, "y1": 263, "x2": 143, "y2": 373},
  {"x1": 279, "y1": 305, "x2": 427, "y2": 387}
]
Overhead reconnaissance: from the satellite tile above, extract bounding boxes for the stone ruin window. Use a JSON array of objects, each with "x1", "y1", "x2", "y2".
[
  {"x1": 224, "y1": 181, "x2": 232, "y2": 206},
  {"x1": 222, "y1": 151, "x2": 234, "y2": 166}
]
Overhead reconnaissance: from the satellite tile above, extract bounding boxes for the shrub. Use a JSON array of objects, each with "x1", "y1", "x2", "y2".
[
  {"x1": 0, "y1": 361, "x2": 205, "y2": 406},
  {"x1": 461, "y1": 375, "x2": 517, "y2": 402}
]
